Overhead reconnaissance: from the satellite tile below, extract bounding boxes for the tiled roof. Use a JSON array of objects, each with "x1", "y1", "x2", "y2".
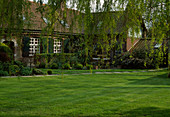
[
  {"x1": 24, "y1": 1, "x2": 83, "y2": 34},
  {"x1": 92, "y1": 11, "x2": 127, "y2": 34}
]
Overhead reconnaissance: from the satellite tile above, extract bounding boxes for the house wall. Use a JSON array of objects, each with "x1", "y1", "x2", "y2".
[
  {"x1": 126, "y1": 38, "x2": 140, "y2": 51},
  {"x1": 1, "y1": 38, "x2": 22, "y2": 61}
]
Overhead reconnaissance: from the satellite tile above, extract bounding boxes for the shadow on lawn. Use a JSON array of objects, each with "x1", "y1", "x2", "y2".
[
  {"x1": 128, "y1": 73, "x2": 170, "y2": 86},
  {"x1": 59, "y1": 107, "x2": 170, "y2": 117},
  {"x1": 120, "y1": 107, "x2": 170, "y2": 117}
]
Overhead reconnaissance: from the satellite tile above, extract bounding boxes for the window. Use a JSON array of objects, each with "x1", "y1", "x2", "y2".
[
  {"x1": 29, "y1": 38, "x2": 40, "y2": 56},
  {"x1": 54, "y1": 39, "x2": 62, "y2": 53}
]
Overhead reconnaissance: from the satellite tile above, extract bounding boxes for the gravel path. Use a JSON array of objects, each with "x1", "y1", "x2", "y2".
[{"x1": 0, "y1": 68, "x2": 167, "y2": 78}]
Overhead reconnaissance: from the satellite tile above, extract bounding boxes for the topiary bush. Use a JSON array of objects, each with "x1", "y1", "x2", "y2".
[
  {"x1": 47, "y1": 69, "x2": 52, "y2": 75},
  {"x1": 0, "y1": 70, "x2": 9, "y2": 76},
  {"x1": 32, "y1": 69, "x2": 44, "y2": 75}
]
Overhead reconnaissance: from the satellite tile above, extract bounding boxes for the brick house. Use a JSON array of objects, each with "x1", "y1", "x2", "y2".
[{"x1": 0, "y1": 1, "x2": 146, "y2": 64}]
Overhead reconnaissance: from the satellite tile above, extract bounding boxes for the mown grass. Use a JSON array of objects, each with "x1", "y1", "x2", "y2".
[{"x1": 0, "y1": 70, "x2": 170, "y2": 117}]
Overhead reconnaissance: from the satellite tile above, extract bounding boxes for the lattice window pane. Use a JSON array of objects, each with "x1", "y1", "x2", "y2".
[
  {"x1": 29, "y1": 38, "x2": 40, "y2": 56},
  {"x1": 54, "y1": 39, "x2": 62, "y2": 53}
]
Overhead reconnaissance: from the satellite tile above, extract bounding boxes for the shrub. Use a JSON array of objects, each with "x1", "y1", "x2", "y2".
[
  {"x1": 14, "y1": 61, "x2": 24, "y2": 68},
  {"x1": 114, "y1": 47, "x2": 167, "y2": 69},
  {"x1": 121, "y1": 58, "x2": 146, "y2": 69},
  {"x1": 47, "y1": 69, "x2": 52, "y2": 75},
  {"x1": 20, "y1": 67, "x2": 32, "y2": 76},
  {"x1": 0, "y1": 43, "x2": 12, "y2": 62},
  {"x1": 74, "y1": 63, "x2": 83, "y2": 70},
  {"x1": 32, "y1": 69, "x2": 44, "y2": 75},
  {"x1": 0, "y1": 70, "x2": 9, "y2": 76},
  {"x1": 50, "y1": 63, "x2": 58, "y2": 69},
  {"x1": 86, "y1": 64, "x2": 93, "y2": 70},
  {"x1": 62, "y1": 63, "x2": 71, "y2": 70},
  {"x1": 9, "y1": 65, "x2": 20, "y2": 76},
  {"x1": 39, "y1": 62, "x2": 46, "y2": 68},
  {"x1": 35, "y1": 53, "x2": 77, "y2": 68},
  {"x1": 1, "y1": 62, "x2": 11, "y2": 72},
  {"x1": 0, "y1": 62, "x2": 3, "y2": 70}
]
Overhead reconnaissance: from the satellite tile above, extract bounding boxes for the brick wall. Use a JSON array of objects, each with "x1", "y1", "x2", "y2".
[{"x1": 126, "y1": 38, "x2": 140, "y2": 51}]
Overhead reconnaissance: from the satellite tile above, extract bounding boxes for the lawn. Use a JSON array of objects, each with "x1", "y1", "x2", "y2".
[{"x1": 0, "y1": 70, "x2": 170, "y2": 117}]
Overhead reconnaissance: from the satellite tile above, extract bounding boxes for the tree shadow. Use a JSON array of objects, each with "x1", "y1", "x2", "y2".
[
  {"x1": 128, "y1": 73, "x2": 170, "y2": 86},
  {"x1": 121, "y1": 107, "x2": 170, "y2": 117}
]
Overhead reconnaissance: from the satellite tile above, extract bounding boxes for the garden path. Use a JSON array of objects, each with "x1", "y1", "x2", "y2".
[{"x1": 0, "y1": 68, "x2": 166, "y2": 78}]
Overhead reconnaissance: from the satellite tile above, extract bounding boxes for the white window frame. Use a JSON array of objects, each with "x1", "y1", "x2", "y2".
[
  {"x1": 29, "y1": 38, "x2": 40, "y2": 56},
  {"x1": 54, "y1": 39, "x2": 62, "y2": 53}
]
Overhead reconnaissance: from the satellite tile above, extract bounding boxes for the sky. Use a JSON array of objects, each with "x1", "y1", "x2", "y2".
[
  {"x1": 29, "y1": 0, "x2": 126, "y2": 12},
  {"x1": 29, "y1": 0, "x2": 104, "y2": 11}
]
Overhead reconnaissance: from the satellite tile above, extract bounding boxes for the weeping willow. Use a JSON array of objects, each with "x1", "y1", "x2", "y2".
[
  {"x1": 0, "y1": 0, "x2": 169, "y2": 74},
  {"x1": 0, "y1": 0, "x2": 31, "y2": 44}
]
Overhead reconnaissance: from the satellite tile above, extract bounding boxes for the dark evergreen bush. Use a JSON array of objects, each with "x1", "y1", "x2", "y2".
[
  {"x1": 32, "y1": 69, "x2": 44, "y2": 75},
  {"x1": 47, "y1": 69, "x2": 52, "y2": 75}
]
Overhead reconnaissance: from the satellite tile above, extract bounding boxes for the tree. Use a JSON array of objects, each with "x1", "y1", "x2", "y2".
[{"x1": 0, "y1": 0, "x2": 31, "y2": 40}]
